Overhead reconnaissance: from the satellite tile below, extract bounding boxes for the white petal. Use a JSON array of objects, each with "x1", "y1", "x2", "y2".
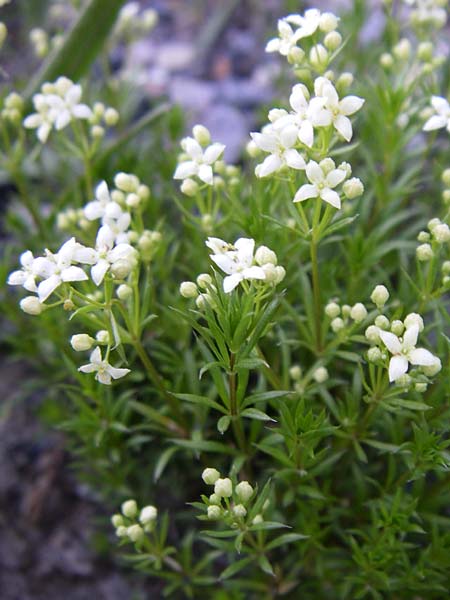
[
  {"x1": 96, "y1": 371, "x2": 112, "y2": 385},
  {"x1": 61, "y1": 266, "x2": 88, "y2": 282},
  {"x1": 108, "y1": 243, "x2": 134, "y2": 261},
  {"x1": 293, "y1": 184, "x2": 318, "y2": 202},
  {"x1": 96, "y1": 224, "x2": 115, "y2": 251},
  {"x1": 74, "y1": 247, "x2": 97, "y2": 265},
  {"x1": 107, "y1": 365, "x2": 131, "y2": 380},
  {"x1": 408, "y1": 348, "x2": 438, "y2": 367},
  {"x1": 182, "y1": 137, "x2": 203, "y2": 160},
  {"x1": 24, "y1": 275, "x2": 38, "y2": 292},
  {"x1": 211, "y1": 253, "x2": 238, "y2": 274},
  {"x1": 84, "y1": 201, "x2": 103, "y2": 220},
  {"x1": 379, "y1": 330, "x2": 402, "y2": 355},
  {"x1": 339, "y1": 96, "x2": 364, "y2": 116},
  {"x1": 320, "y1": 188, "x2": 341, "y2": 209},
  {"x1": 431, "y1": 96, "x2": 450, "y2": 115},
  {"x1": 243, "y1": 266, "x2": 266, "y2": 280},
  {"x1": 7, "y1": 270, "x2": 26, "y2": 286},
  {"x1": 223, "y1": 273, "x2": 242, "y2": 293},
  {"x1": 72, "y1": 104, "x2": 92, "y2": 119},
  {"x1": 290, "y1": 85, "x2": 308, "y2": 113},
  {"x1": 326, "y1": 168, "x2": 346, "y2": 188},
  {"x1": 279, "y1": 125, "x2": 298, "y2": 148},
  {"x1": 334, "y1": 115, "x2": 353, "y2": 141},
  {"x1": 298, "y1": 121, "x2": 314, "y2": 148},
  {"x1": 89, "y1": 347, "x2": 102, "y2": 364},
  {"x1": 403, "y1": 325, "x2": 419, "y2": 350},
  {"x1": 306, "y1": 161, "x2": 324, "y2": 184},
  {"x1": 23, "y1": 113, "x2": 42, "y2": 129},
  {"x1": 251, "y1": 131, "x2": 277, "y2": 153},
  {"x1": 284, "y1": 149, "x2": 306, "y2": 170},
  {"x1": 79, "y1": 363, "x2": 97, "y2": 374},
  {"x1": 38, "y1": 274, "x2": 61, "y2": 301},
  {"x1": 423, "y1": 115, "x2": 447, "y2": 131},
  {"x1": 55, "y1": 109, "x2": 71, "y2": 130},
  {"x1": 173, "y1": 161, "x2": 198, "y2": 180},
  {"x1": 389, "y1": 355, "x2": 408, "y2": 382},
  {"x1": 37, "y1": 122, "x2": 51, "y2": 143},
  {"x1": 91, "y1": 260, "x2": 110, "y2": 286},
  {"x1": 265, "y1": 38, "x2": 281, "y2": 53},
  {"x1": 198, "y1": 164, "x2": 213, "y2": 185},
  {"x1": 203, "y1": 143, "x2": 225, "y2": 164},
  {"x1": 255, "y1": 154, "x2": 282, "y2": 177}
]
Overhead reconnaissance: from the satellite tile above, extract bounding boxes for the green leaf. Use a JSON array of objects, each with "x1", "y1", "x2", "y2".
[
  {"x1": 241, "y1": 408, "x2": 275, "y2": 422},
  {"x1": 241, "y1": 390, "x2": 291, "y2": 409},
  {"x1": 235, "y1": 357, "x2": 268, "y2": 371},
  {"x1": 217, "y1": 415, "x2": 231, "y2": 434},
  {"x1": 219, "y1": 556, "x2": 253, "y2": 580},
  {"x1": 265, "y1": 532, "x2": 309, "y2": 550},
  {"x1": 154, "y1": 446, "x2": 179, "y2": 482},
  {"x1": 388, "y1": 398, "x2": 431, "y2": 411},
  {"x1": 25, "y1": 0, "x2": 127, "y2": 100},
  {"x1": 173, "y1": 393, "x2": 226, "y2": 414},
  {"x1": 258, "y1": 555, "x2": 275, "y2": 577}
]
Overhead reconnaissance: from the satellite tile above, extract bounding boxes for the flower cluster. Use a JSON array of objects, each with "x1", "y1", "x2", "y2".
[
  {"x1": 113, "y1": 2, "x2": 158, "y2": 42},
  {"x1": 423, "y1": 95, "x2": 450, "y2": 133},
  {"x1": 416, "y1": 217, "x2": 450, "y2": 262},
  {"x1": 200, "y1": 468, "x2": 263, "y2": 524},
  {"x1": 174, "y1": 124, "x2": 226, "y2": 191},
  {"x1": 365, "y1": 286, "x2": 441, "y2": 386},
  {"x1": 23, "y1": 77, "x2": 92, "y2": 143},
  {"x1": 324, "y1": 298, "x2": 368, "y2": 333},
  {"x1": 403, "y1": 0, "x2": 448, "y2": 29},
  {"x1": 180, "y1": 237, "x2": 285, "y2": 297},
  {"x1": 266, "y1": 8, "x2": 341, "y2": 70},
  {"x1": 112, "y1": 499, "x2": 158, "y2": 543}
]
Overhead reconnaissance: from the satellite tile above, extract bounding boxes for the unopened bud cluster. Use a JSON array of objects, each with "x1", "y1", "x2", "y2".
[
  {"x1": 112, "y1": 498, "x2": 158, "y2": 543},
  {"x1": 324, "y1": 298, "x2": 368, "y2": 333}
]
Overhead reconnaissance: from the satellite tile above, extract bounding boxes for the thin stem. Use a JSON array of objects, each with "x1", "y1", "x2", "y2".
[
  {"x1": 229, "y1": 352, "x2": 247, "y2": 453},
  {"x1": 310, "y1": 237, "x2": 322, "y2": 353}
]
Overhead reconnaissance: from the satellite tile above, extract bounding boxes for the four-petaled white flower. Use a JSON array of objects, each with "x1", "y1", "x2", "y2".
[
  {"x1": 34, "y1": 238, "x2": 90, "y2": 302},
  {"x1": 102, "y1": 212, "x2": 132, "y2": 244},
  {"x1": 423, "y1": 96, "x2": 450, "y2": 133},
  {"x1": 75, "y1": 225, "x2": 135, "y2": 286},
  {"x1": 208, "y1": 238, "x2": 266, "y2": 293},
  {"x1": 272, "y1": 83, "x2": 331, "y2": 148},
  {"x1": 23, "y1": 77, "x2": 92, "y2": 143},
  {"x1": 265, "y1": 18, "x2": 301, "y2": 56},
  {"x1": 84, "y1": 181, "x2": 123, "y2": 221},
  {"x1": 8, "y1": 251, "x2": 39, "y2": 292},
  {"x1": 286, "y1": 9, "x2": 321, "y2": 39},
  {"x1": 174, "y1": 137, "x2": 225, "y2": 185},
  {"x1": 379, "y1": 324, "x2": 439, "y2": 382},
  {"x1": 251, "y1": 124, "x2": 306, "y2": 177},
  {"x1": 294, "y1": 160, "x2": 347, "y2": 208},
  {"x1": 314, "y1": 77, "x2": 364, "y2": 142},
  {"x1": 78, "y1": 346, "x2": 130, "y2": 385}
]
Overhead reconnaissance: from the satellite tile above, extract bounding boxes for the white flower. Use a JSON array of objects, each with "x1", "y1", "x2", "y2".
[
  {"x1": 205, "y1": 237, "x2": 233, "y2": 254},
  {"x1": 293, "y1": 160, "x2": 347, "y2": 208},
  {"x1": 286, "y1": 9, "x2": 322, "y2": 39},
  {"x1": 209, "y1": 238, "x2": 266, "y2": 293},
  {"x1": 379, "y1": 324, "x2": 439, "y2": 382},
  {"x1": 102, "y1": 211, "x2": 132, "y2": 244},
  {"x1": 23, "y1": 77, "x2": 92, "y2": 142},
  {"x1": 314, "y1": 77, "x2": 364, "y2": 141},
  {"x1": 174, "y1": 137, "x2": 225, "y2": 185},
  {"x1": 75, "y1": 225, "x2": 135, "y2": 286},
  {"x1": 7, "y1": 250, "x2": 39, "y2": 292},
  {"x1": 78, "y1": 346, "x2": 130, "y2": 385},
  {"x1": 84, "y1": 181, "x2": 123, "y2": 221},
  {"x1": 272, "y1": 84, "x2": 330, "y2": 148},
  {"x1": 251, "y1": 124, "x2": 306, "y2": 177},
  {"x1": 33, "y1": 238, "x2": 90, "y2": 302},
  {"x1": 265, "y1": 18, "x2": 301, "y2": 56},
  {"x1": 423, "y1": 96, "x2": 450, "y2": 133}
]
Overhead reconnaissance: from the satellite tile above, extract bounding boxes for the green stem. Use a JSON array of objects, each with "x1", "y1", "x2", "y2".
[
  {"x1": 229, "y1": 352, "x2": 247, "y2": 453},
  {"x1": 310, "y1": 237, "x2": 322, "y2": 353}
]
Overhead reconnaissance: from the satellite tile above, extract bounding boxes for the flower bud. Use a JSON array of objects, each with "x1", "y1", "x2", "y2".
[
  {"x1": 391, "y1": 320, "x2": 404, "y2": 336},
  {"x1": 319, "y1": 157, "x2": 335, "y2": 174},
  {"x1": 393, "y1": 38, "x2": 411, "y2": 61},
  {"x1": 443, "y1": 190, "x2": 450, "y2": 204},
  {"x1": 140, "y1": 505, "x2": 157, "y2": 524},
  {"x1": 325, "y1": 302, "x2": 340, "y2": 318},
  {"x1": 207, "y1": 505, "x2": 221, "y2": 520},
  {"x1": 370, "y1": 285, "x2": 389, "y2": 308},
  {"x1": 422, "y1": 358, "x2": 442, "y2": 377},
  {"x1": 417, "y1": 231, "x2": 430, "y2": 242},
  {"x1": 365, "y1": 325, "x2": 380, "y2": 344},
  {"x1": 367, "y1": 347, "x2": 382, "y2": 362},
  {"x1": 416, "y1": 243, "x2": 433, "y2": 261},
  {"x1": 320, "y1": 12, "x2": 339, "y2": 32},
  {"x1": 255, "y1": 245, "x2": 277, "y2": 266},
  {"x1": 233, "y1": 504, "x2": 247, "y2": 518},
  {"x1": 115, "y1": 526, "x2": 128, "y2": 537},
  {"x1": 417, "y1": 41, "x2": 433, "y2": 61},
  {"x1": 91, "y1": 125, "x2": 105, "y2": 139},
  {"x1": 180, "y1": 281, "x2": 198, "y2": 298},
  {"x1": 202, "y1": 467, "x2": 220, "y2": 485},
  {"x1": 343, "y1": 178, "x2": 364, "y2": 199},
  {"x1": 313, "y1": 366, "x2": 329, "y2": 383},
  {"x1": 350, "y1": 303, "x2": 367, "y2": 322},
  {"x1": 104, "y1": 107, "x2": 119, "y2": 126},
  {"x1": 396, "y1": 374, "x2": 412, "y2": 388},
  {"x1": 324, "y1": 31, "x2": 342, "y2": 51},
  {"x1": 209, "y1": 493, "x2": 221, "y2": 504},
  {"x1": 70, "y1": 333, "x2": 94, "y2": 352},
  {"x1": 442, "y1": 169, "x2": 450, "y2": 187},
  {"x1": 117, "y1": 284, "x2": 133, "y2": 300},
  {"x1": 127, "y1": 524, "x2": 144, "y2": 542},
  {"x1": 235, "y1": 481, "x2": 253, "y2": 502},
  {"x1": 246, "y1": 140, "x2": 260, "y2": 158},
  {"x1": 287, "y1": 46, "x2": 305, "y2": 65},
  {"x1": 341, "y1": 304, "x2": 351, "y2": 317},
  {"x1": 433, "y1": 223, "x2": 450, "y2": 243},
  {"x1": 192, "y1": 124, "x2": 211, "y2": 146},
  {"x1": 380, "y1": 53, "x2": 393, "y2": 68},
  {"x1": 0, "y1": 22, "x2": 7, "y2": 48},
  {"x1": 289, "y1": 365, "x2": 302, "y2": 380},
  {"x1": 126, "y1": 193, "x2": 140, "y2": 208},
  {"x1": 252, "y1": 514, "x2": 263, "y2": 525},
  {"x1": 375, "y1": 315, "x2": 389, "y2": 330},
  {"x1": 404, "y1": 313, "x2": 424, "y2": 332},
  {"x1": 20, "y1": 296, "x2": 43, "y2": 315},
  {"x1": 114, "y1": 172, "x2": 138, "y2": 193},
  {"x1": 180, "y1": 178, "x2": 199, "y2": 197},
  {"x1": 196, "y1": 273, "x2": 213, "y2": 289},
  {"x1": 214, "y1": 477, "x2": 232, "y2": 498},
  {"x1": 443, "y1": 261, "x2": 450, "y2": 275},
  {"x1": 309, "y1": 44, "x2": 328, "y2": 69},
  {"x1": 331, "y1": 317, "x2": 345, "y2": 332},
  {"x1": 336, "y1": 72, "x2": 354, "y2": 91},
  {"x1": 63, "y1": 299, "x2": 75, "y2": 311},
  {"x1": 274, "y1": 266, "x2": 286, "y2": 284},
  {"x1": 415, "y1": 382, "x2": 428, "y2": 393},
  {"x1": 428, "y1": 218, "x2": 441, "y2": 232},
  {"x1": 96, "y1": 330, "x2": 110, "y2": 344},
  {"x1": 111, "y1": 514, "x2": 124, "y2": 528},
  {"x1": 122, "y1": 499, "x2": 138, "y2": 518},
  {"x1": 111, "y1": 258, "x2": 133, "y2": 279}
]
